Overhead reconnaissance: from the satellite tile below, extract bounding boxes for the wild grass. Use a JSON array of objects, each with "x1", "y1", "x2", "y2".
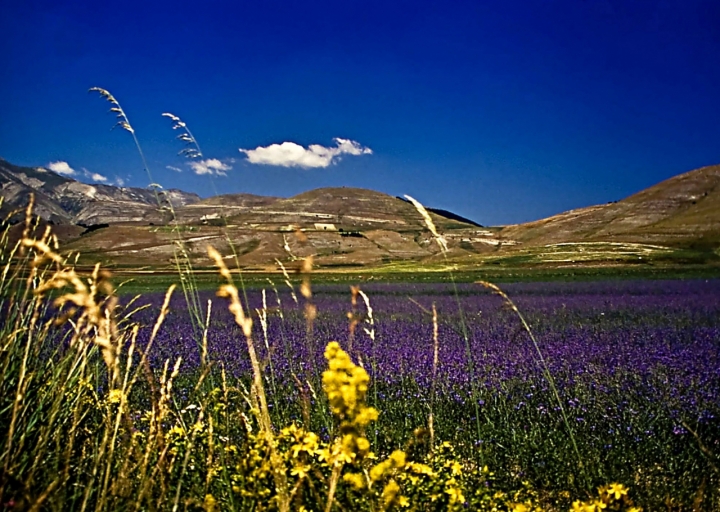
[{"x1": 90, "y1": 87, "x2": 206, "y2": 341}]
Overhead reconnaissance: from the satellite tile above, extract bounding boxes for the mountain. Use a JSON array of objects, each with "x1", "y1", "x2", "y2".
[
  {"x1": 499, "y1": 164, "x2": 720, "y2": 250},
  {"x1": 0, "y1": 158, "x2": 200, "y2": 225},
  {"x1": 61, "y1": 186, "x2": 497, "y2": 268},
  {"x1": 3, "y1": 157, "x2": 719, "y2": 269},
  {"x1": 0, "y1": 159, "x2": 497, "y2": 268}
]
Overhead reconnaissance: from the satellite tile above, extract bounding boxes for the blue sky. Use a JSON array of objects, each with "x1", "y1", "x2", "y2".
[{"x1": 1, "y1": 0, "x2": 719, "y2": 225}]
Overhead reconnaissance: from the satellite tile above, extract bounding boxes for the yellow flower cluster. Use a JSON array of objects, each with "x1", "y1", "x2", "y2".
[
  {"x1": 370, "y1": 450, "x2": 406, "y2": 482},
  {"x1": 571, "y1": 483, "x2": 641, "y2": 512},
  {"x1": 323, "y1": 342, "x2": 378, "y2": 429},
  {"x1": 322, "y1": 341, "x2": 378, "y2": 463}
]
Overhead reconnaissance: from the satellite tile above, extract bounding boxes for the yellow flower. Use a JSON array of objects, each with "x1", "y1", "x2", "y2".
[
  {"x1": 408, "y1": 462, "x2": 434, "y2": 477},
  {"x1": 343, "y1": 472, "x2": 366, "y2": 490},
  {"x1": 356, "y1": 437, "x2": 370, "y2": 454},
  {"x1": 354, "y1": 406, "x2": 379, "y2": 427},
  {"x1": 167, "y1": 426, "x2": 184, "y2": 437},
  {"x1": 370, "y1": 450, "x2": 407, "y2": 481},
  {"x1": 107, "y1": 389, "x2": 123, "y2": 404},
  {"x1": 291, "y1": 443, "x2": 304, "y2": 458},
  {"x1": 389, "y1": 450, "x2": 406, "y2": 467},
  {"x1": 283, "y1": 423, "x2": 299, "y2": 435},
  {"x1": 290, "y1": 463, "x2": 311, "y2": 479},
  {"x1": 322, "y1": 342, "x2": 378, "y2": 431},
  {"x1": 445, "y1": 486, "x2": 465, "y2": 505},
  {"x1": 606, "y1": 483, "x2": 628, "y2": 500},
  {"x1": 202, "y1": 494, "x2": 217, "y2": 512},
  {"x1": 317, "y1": 447, "x2": 331, "y2": 462},
  {"x1": 450, "y1": 461, "x2": 462, "y2": 476},
  {"x1": 370, "y1": 461, "x2": 389, "y2": 482},
  {"x1": 381, "y1": 479, "x2": 401, "y2": 507}
]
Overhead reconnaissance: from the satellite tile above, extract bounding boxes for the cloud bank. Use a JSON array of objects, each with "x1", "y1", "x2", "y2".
[
  {"x1": 47, "y1": 161, "x2": 109, "y2": 183},
  {"x1": 239, "y1": 138, "x2": 372, "y2": 169},
  {"x1": 87, "y1": 172, "x2": 108, "y2": 183},
  {"x1": 189, "y1": 158, "x2": 232, "y2": 176},
  {"x1": 81, "y1": 167, "x2": 108, "y2": 183},
  {"x1": 47, "y1": 161, "x2": 76, "y2": 176}
]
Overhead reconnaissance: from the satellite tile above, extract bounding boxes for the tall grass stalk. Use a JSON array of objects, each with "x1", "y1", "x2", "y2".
[
  {"x1": 162, "y1": 112, "x2": 253, "y2": 309},
  {"x1": 404, "y1": 195, "x2": 484, "y2": 457},
  {"x1": 207, "y1": 246, "x2": 291, "y2": 512},
  {"x1": 429, "y1": 303, "x2": 439, "y2": 450},
  {"x1": 256, "y1": 288, "x2": 279, "y2": 406},
  {"x1": 476, "y1": 280, "x2": 589, "y2": 489},
  {"x1": 89, "y1": 88, "x2": 205, "y2": 341},
  {"x1": 357, "y1": 289, "x2": 379, "y2": 445}
]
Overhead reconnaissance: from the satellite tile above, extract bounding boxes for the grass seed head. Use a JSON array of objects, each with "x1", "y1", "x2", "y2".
[{"x1": 404, "y1": 194, "x2": 448, "y2": 253}]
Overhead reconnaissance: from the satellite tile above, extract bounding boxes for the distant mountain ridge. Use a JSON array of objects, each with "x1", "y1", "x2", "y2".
[
  {"x1": 0, "y1": 158, "x2": 200, "y2": 225},
  {"x1": 0, "y1": 158, "x2": 497, "y2": 267},
  {"x1": 2, "y1": 157, "x2": 719, "y2": 268},
  {"x1": 0, "y1": 158, "x2": 482, "y2": 231}
]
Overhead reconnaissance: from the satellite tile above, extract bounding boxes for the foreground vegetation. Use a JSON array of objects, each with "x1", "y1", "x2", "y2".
[{"x1": 2, "y1": 211, "x2": 719, "y2": 510}]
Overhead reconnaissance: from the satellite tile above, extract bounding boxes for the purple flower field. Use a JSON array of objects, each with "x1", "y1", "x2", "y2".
[{"x1": 132, "y1": 278, "x2": 720, "y2": 502}]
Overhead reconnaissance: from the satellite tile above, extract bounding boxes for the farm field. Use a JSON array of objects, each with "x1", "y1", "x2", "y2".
[
  {"x1": 123, "y1": 277, "x2": 720, "y2": 509},
  {"x1": 98, "y1": 262, "x2": 720, "y2": 296}
]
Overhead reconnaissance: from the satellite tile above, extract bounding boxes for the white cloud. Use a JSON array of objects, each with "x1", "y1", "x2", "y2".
[
  {"x1": 188, "y1": 158, "x2": 232, "y2": 176},
  {"x1": 114, "y1": 177, "x2": 125, "y2": 187},
  {"x1": 239, "y1": 138, "x2": 372, "y2": 169},
  {"x1": 47, "y1": 161, "x2": 76, "y2": 176},
  {"x1": 89, "y1": 172, "x2": 108, "y2": 183},
  {"x1": 82, "y1": 168, "x2": 108, "y2": 183},
  {"x1": 166, "y1": 165, "x2": 183, "y2": 173}
]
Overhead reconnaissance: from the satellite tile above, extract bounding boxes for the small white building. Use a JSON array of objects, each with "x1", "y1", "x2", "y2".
[{"x1": 314, "y1": 223, "x2": 337, "y2": 231}]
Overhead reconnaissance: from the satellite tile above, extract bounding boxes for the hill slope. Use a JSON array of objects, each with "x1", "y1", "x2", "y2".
[
  {"x1": 0, "y1": 159, "x2": 493, "y2": 267},
  {"x1": 500, "y1": 164, "x2": 720, "y2": 249},
  {"x1": 63, "y1": 187, "x2": 494, "y2": 268},
  {"x1": 4, "y1": 157, "x2": 719, "y2": 269}
]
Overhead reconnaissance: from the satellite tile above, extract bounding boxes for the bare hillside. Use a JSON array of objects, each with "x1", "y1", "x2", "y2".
[{"x1": 500, "y1": 164, "x2": 720, "y2": 249}]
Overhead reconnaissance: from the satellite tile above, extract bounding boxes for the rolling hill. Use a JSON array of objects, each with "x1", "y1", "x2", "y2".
[
  {"x1": 2, "y1": 157, "x2": 719, "y2": 270},
  {"x1": 499, "y1": 164, "x2": 720, "y2": 250},
  {"x1": 0, "y1": 159, "x2": 498, "y2": 268}
]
